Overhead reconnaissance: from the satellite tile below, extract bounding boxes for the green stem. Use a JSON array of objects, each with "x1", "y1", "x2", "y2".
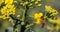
[{"x1": 20, "y1": 5, "x2": 29, "y2": 32}]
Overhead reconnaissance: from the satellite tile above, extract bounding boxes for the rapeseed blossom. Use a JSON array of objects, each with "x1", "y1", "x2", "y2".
[
  {"x1": 5, "y1": 0, "x2": 13, "y2": 4},
  {"x1": 0, "y1": 0, "x2": 16, "y2": 19},
  {"x1": 48, "y1": 17, "x2": 60, "y2": 31},
  {"x1": 0, "y1": 5, "x2": 16, "y2": 19},
  {"x1": 34, "y1": 13, "x2": 43, "y2": 24},
  {"x1": 45, "y1": 5, "x2": 58, "y2": 16}
]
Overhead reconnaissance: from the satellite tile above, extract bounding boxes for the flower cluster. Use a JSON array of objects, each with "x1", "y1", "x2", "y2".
[
  {"x1": 45, "y1": 5, "x2": 58, "y2": 16},
  {"x1": 0, "y1": 0, "x2": 16, "y2": 19},
  {"x1": 34, "y1": 13, "x2": 43, "y2": 24},
  {"x1": 47, "y1": 18, "x2": 60, "y2": 31},
  {"x1": 20, "y1": 0, "x2": 41, "y2": 7},
  {"x1": 5, "y1": 0, "x2": 13, "y2": 4}
]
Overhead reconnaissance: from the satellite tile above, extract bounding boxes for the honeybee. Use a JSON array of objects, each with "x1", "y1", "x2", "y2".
[{"x1": 40, "y1": 16, "x2": 46, "y2": 28}]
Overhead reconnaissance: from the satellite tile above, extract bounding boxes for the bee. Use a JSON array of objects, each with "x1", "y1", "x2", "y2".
[{"x1": 40, "y1": 16, "x2": 46, "y2": 28}]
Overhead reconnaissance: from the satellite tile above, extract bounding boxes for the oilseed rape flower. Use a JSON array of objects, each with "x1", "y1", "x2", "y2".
[
  {"x1": 55, "y1": 17, "x2": 60, "y2": 25},
  {"x1": 45, "y1": 5, "x2": 59, "y2": 16},
  {"x1": 48, "y1": 17, "x2": 60, "y2": 25},
  {"x1": 5, "y1": 0, "x2": 13, "y2": 4},
  {"x1": 34, "y1": 13, "x2": 43, "y2": 24},
  {"x1": 34, "y1": 13, "x2": 43, "y2": 19},
  {"x1": 48, "y1": 17, "x2": 60, "y2": 31},
  {"x1": 0, "y1": 4, "x2": 16, "y2": 19}
]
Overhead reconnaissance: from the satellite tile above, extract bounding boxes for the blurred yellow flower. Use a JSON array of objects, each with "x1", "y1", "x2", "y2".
[
  {"x1": 0, "y1": 4, "x2": 16, "y2": 19},
  {"x1": 45, "y1": 5, "x2": 52, "y2": 12},
  {"x1": 5, "y1": 0, "x2": 13, "y2": 4},
  {"x1": 48, "y1": 18, "x2": 56, "y2": 23},
  {"x1": 55, "y1": 17, "x2": 60, "y2": 25},
  {"x1": 48, "y1": 17, "x2": 60, "y2": 31},
  {"x1": 48, "y1": 17, "x2": 60, "y2": 25},
  {"x1": 45, "y1": 5, "x2": 59, "y2": 16},
  {"x1": 34, "y1": 13, "x2": 43, "y2": 19},
  {"x1": 34, "y1": 13, "x2": 43, "y2": 24}
]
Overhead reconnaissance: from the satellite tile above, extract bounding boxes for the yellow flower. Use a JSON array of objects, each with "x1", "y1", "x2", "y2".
[
  {"x1": 55, "y1": 17, "x2": 60, "y2": 25},
  {"x1": 0, "y1": 4, "x2": 16, "y2": 19},
  {"x1": 48, "y1": 18, "x2": 56, "y2": 23},
  {"x1": 34, "y1": 13, "x2": 43, "y2": 24},
  {"x1": 5, "y1": 0, "x2": 13, "y2": 4},
  {"x1": 35, "y1": 19, "x2": 41, "y2": 24},
  {"x1": 45, "y1": 5, "x2": 59, "y2": 16},
  {"x1": 45, "y1": 5, "x2": 52, "y2": 12},
  {"x1": 34, "y1": 13, "x2": 43, "y2": 19},
  {"x1": 48, "y1": 17, "x2": 60, "y2": 25}
]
